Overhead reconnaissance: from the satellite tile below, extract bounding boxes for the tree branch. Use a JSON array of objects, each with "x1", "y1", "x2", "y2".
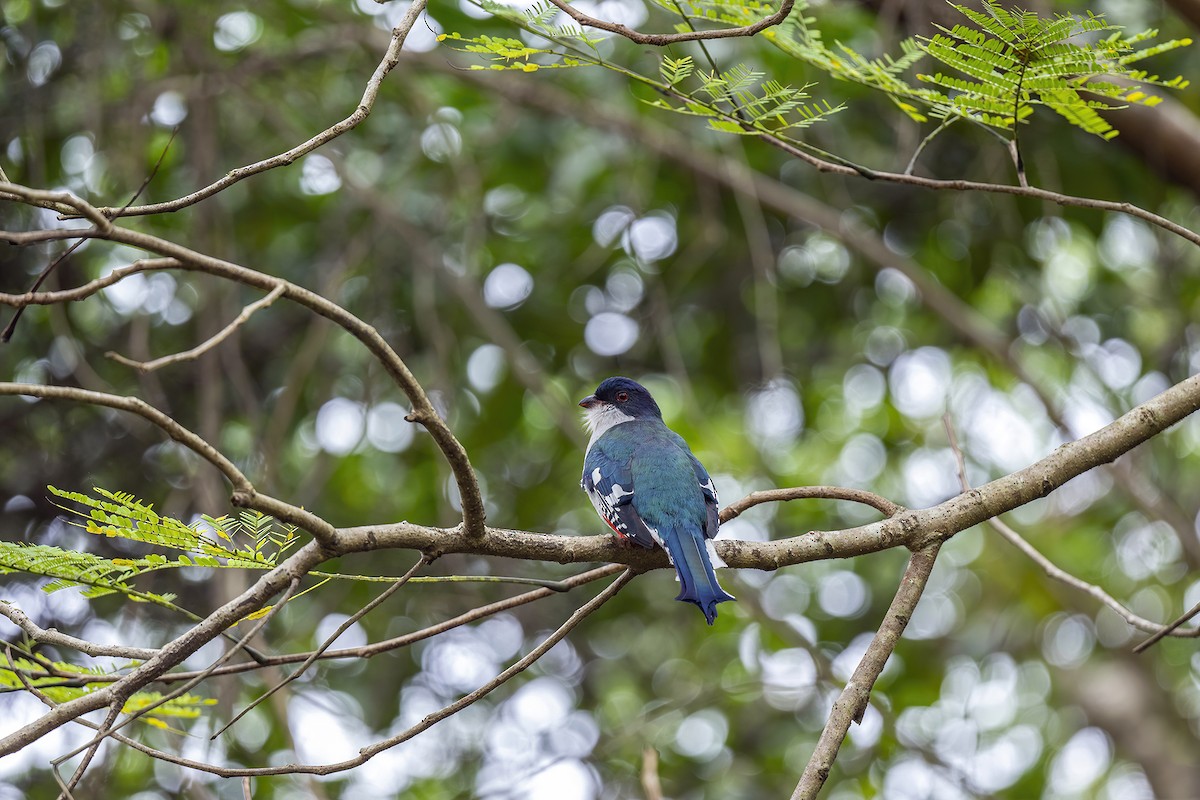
[
  {"x1": 84, "y1": 0, "x2": 429, "y2": 219},
  {"x1": 791, "y1": 544, "x2": 941, "y2": 800},
  {"x1": 0, "y1": 181, "x2": 486, "y2": 538},
  {"x1": 542, "y1": 0, "x2": 794, "y2": 45},
  {"x1": 0, "y1": 603, "x2": 161, "y2": 661},
  {"x1": 105, "y1": 284, "x2": 286, "y2": 373}
]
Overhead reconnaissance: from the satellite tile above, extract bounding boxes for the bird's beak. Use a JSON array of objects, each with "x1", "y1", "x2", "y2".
[{"x1": 578, "y1": 394, "x2": 599, "y2": 409}]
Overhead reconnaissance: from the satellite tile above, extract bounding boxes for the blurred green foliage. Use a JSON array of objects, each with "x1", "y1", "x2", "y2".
[{"x1": 4, "y1": 0, "x2": 1200, "y2": 798}]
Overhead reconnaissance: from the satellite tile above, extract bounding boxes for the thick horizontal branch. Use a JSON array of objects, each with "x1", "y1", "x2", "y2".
[{"x1": 341, "y1": 372, "x2": 1200, "y2": 568}]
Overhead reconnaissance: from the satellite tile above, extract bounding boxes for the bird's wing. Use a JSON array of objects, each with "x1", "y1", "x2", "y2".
[
  {"x1": 666, "y1": 430, "x2": 721, "y2": 539},
  {"x1": 582, "y1": 441, "x2": 658, "y2": 549}
]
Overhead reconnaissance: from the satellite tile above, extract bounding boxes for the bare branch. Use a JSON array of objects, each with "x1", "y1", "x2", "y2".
[
  {"x1": 88, "y1": 0, "x2": 430, "y2": 219},
  {"x1": 543, "y1": 0, "x2": 794, "y2": 45},
  {"x1": 0, "y1": 540, "x2": 328, "y2": 758},
  {"x1": 0, "y1": 383, "x2": 251, "y2": 494},
  {"x1": 0, "y1": 259, "x2": 180, "y2": 307},
  {"x1": 213, "y1": 556, "x2": 428, "y2": 739},
  {"x1": 26, "y1": 565, "x2": 626, "y2": 688},
  {"x1": 720, "y1": 486, "x2": 903, "y2": 523},
  {"x1": 792, "y1": 544, "x2": 941, "y2": 800},
  {"x1": 106, "y1": 284, "x2": 286, "y2": 373},
  {"x1": 943, "y1": 415, "x2": 1200, "y2": 644},
  {"x1": 37, "y1": 569, "x2": 635, "y2": 780},
  {"x1": 0, "y1": 602, "x2": 162, "y2": 661},
  {"x1": 0, "y1": 180, "x2": 485, "y2": 537}
]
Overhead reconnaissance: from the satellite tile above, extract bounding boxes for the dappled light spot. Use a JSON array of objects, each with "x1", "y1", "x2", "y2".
[
  {"x1": 1041, "y1": 613, "x2": 1095, "y2": 669},
  {"x1": 213, "y1": 11, "x2": 262, "y2": 52},
  {"x1": 289, "y1": 691, "x2": 371, "y2": 763},
  {"x1": 466, "y1": 344, "x2": 507, "y2": 392},
  {"x1": 1115, "y1": 514, "x2": 1180, "y2": 581},
  {"x1": 150, "y1": 91, "x2": 188, "y2": 127},
  {"x1": 483, "y1": 263, "x2": 534, "y2": 310},
  {"x1": 889, "y1": 346, "x2": 951, "y2": 419},
  {"x1": 902, "y1": 448, "x2": 960, "y2": 509},
  {"x1": 874, "y1": 267, "x2": 916, "y2": 307},
  {"x1": 760, "y1": 648, "x2": 817, "y2": 710},
  {"x1": 26, "y1": 41, "x2": 60, "y2": 87},
  {"x1": 1048, "y1": 727, "x2": 1112, "y2": 796},
  {"x1": 315, "y1": 398, "x2": 365, "y2": 455},
  {"x1": 623, "y1": 212, "x2": 677, "y2": 263},
  {"x1": 1088, "y1": 338, "x2": 1142, "y2": 390},
  {"x1": 842, "y1": 363, "x2": 886, "y2": 413},
  {"x1": 778, "y1": 233, "x2": 850, "y2": 285},
  {"x1": 604, "y1": 269, "x2": 644, "y2": 312},
  {"x1": 744, "y1": 378, "x2": 804, "y2": 453},
  {"x1": 674, "y1": 709, "x2": 728, "y2": 760},
  {"x1": 60, "y1": 135, "x2": 94, "y2": 176},
  {"x1": 817, "y1": 570, "x2": 870, "y2": 618},
  {"x1": 836, "y1": 432, "x2": 885, "y2": 486},
  {"x1": 864, "y1": 326, "x2": 906, "y2": 366},
  {"x1": 366, "y1": 402, "x2": 416, "y2": 453},
  {"x1": 420, "y1": 121, "x2": 462, "y2": 162},
  {"x1": 300, "y1": 154, "x2": 342, "y2": 195},
  {"x1": 592, "y1": 205, "x2": 636, "y2": 248},
  {"x1": 315, "y1": 613, "x2": 369, "y2": 651},
  {"x1": 584, "y1": 311, "x2": 638, "y2": 356}
]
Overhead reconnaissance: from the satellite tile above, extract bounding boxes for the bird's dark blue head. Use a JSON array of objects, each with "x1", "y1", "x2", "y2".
[{"x1": 579, "y1": 376, "x2": 663, "y2": 420}]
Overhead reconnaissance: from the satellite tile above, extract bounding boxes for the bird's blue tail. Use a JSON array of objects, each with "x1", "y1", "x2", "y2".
[{"x1": 663, "y1": 526, "x2": 735, "y2": 625}]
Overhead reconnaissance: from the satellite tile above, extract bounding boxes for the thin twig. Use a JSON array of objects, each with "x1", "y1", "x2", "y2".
[
  {"x1": 791, "y1": 544, "x2": 942, "y2": 800},
  {"x1": 904, "y1": 116, "x2": 957, "y2": 175},
  {"x1": 35, "y1": 569, "x2": 635, "y2": 779},
  {"x1": 106, "y1": 284, "x2": 286, "y2": 373},
  {"x1": 213, "y1": 556, "x2": 428, "y2": 739},
  {"x1": 542, "y1": 0, "x2": 794, "y2": 45},
  {"x1": 51, "y1": 578, "x2": 302, "y2": 770}
]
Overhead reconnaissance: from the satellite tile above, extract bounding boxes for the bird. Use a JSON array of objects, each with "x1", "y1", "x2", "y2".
[{"x1": 579, "y1": 376, "x2": 735, "y2": 624}]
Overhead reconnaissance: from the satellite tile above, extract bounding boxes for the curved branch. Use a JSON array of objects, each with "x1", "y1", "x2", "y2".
[
  {"x1": 0, "y1": 383, "x2": 251, "y2": 494},
  {"x1": 720, "y1": 486, "x2": 903, "y2": 522},
  {"x1": 105, "y1": 284, "x2": 286, "y2": 373},
  {"x1": 543, "y1": 0, "x2": 794, "y2": 45},
  {"x1": 0, "y1": 182, "x2": 486, "y2": 538}
]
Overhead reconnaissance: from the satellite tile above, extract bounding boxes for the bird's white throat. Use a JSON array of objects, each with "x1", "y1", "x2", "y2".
[{"x1": 583, "y1": 404, "x2": 636, "y2": 452}]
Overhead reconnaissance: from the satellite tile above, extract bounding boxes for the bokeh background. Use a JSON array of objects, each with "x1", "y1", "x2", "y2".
[{"x1": 4, "y1": 0, "x2": 1200, "y2": 797}]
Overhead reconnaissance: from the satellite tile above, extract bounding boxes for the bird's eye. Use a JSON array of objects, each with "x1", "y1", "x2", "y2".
[{"x1": 616, "y1": 391, "x2": 629, "y2": 403}]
